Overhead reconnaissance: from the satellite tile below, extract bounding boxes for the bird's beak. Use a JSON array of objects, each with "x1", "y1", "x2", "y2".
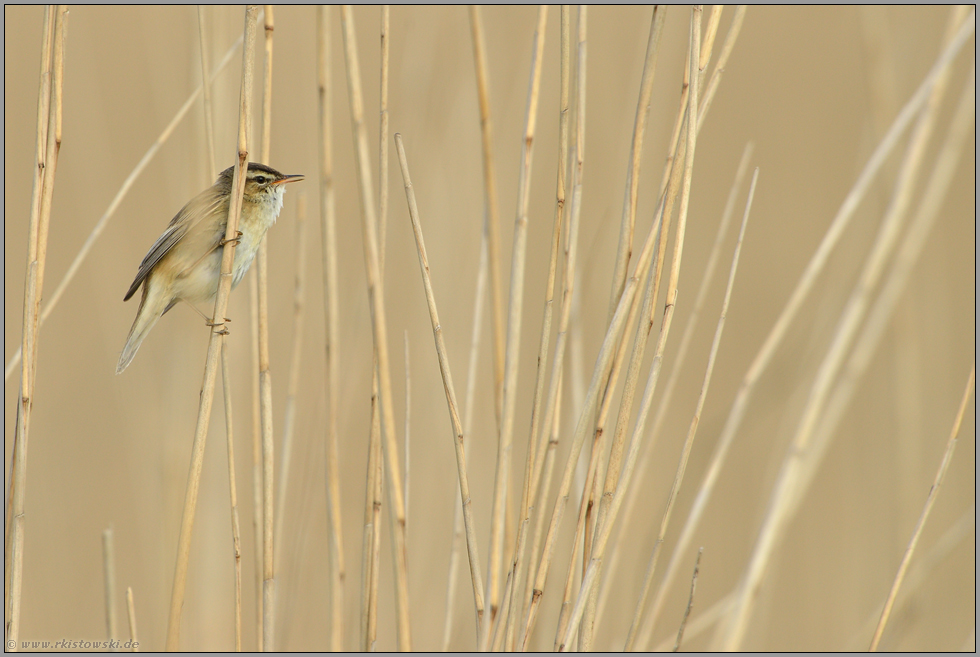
[{"x1": 273, "y1": 174, "x2": 304, "y2": 185}]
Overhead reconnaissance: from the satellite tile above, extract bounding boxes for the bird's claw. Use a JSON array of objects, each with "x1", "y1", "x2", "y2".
[{"x1": 219, "y1": 231, "x2": 244, "y2": 247}]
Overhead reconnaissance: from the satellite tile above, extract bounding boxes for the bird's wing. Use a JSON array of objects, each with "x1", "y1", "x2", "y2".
[{"x1": 123, "y1": 186, "x2": 227, "y2": 301}]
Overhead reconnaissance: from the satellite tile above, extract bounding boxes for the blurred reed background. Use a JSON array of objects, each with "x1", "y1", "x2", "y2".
[{"x1": 3, "y1": 5, "x2": 975, "y2": 652}]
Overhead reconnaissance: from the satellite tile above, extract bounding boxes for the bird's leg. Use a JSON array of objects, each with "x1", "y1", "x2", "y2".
[{"x1": 183, "y1": 300, "x2": 232, "y2": 330}]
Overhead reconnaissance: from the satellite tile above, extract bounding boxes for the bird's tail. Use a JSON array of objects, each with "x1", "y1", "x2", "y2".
[{"x1": 116, "y1": 285, "x2": 165, "y2": 374}]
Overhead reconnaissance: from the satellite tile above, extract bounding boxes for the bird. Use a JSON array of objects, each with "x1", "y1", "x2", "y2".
[{"x1": 116, "y1": 162, "x2": 303, "y2": 373}]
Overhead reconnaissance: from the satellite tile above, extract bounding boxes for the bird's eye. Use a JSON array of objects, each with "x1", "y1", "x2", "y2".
[{"x1": 254, "y1": 175, "x2": 267, "y2": 185}]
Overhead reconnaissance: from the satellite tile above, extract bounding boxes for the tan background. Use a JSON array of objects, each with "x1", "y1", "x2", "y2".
[{"x1": 4, "y1": 5, "x2": 975, "y2": 652}]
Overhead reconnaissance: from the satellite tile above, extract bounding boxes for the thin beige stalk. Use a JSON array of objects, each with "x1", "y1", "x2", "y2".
[
  {"x1": 3, "y1": 24, "x2": 246, "y2": 383},
  {"x1": 714, "y1": 14, "x2": 973, "y2": 651},
  {"x1": 255, "y1": 6, "x2": 277, "y2": 650},
  {"x1": 165, "y1": 7, "x2": 258, "y2": 650},
  {"x1": 626, "y1": 169, "x2": 759, "y2": 653},
  {"x1": 580, "y1": 7, "x2": 733, "y2": 589},
  {"x1": 527, "y1": 138, "x2": 685, "y2": 651},
  {"x1": 655, "y1": 590, "x2": 734, "y2": 651},
  {"x1": 275, "y1": 194, "x2": 308, "y2": 562},
  {"x1": 696, "y1": 6, "x2": 747, "y2": 134},
  {"x1": 220, "y1": 334, "x2": 244, "y2": 652},
  {"x1": 596, "y1": 142, "x2": 753, "y2": 632},
  {"x1": 102, "y1": 529, "x2": 118, "y2": 646},
  {"x1": 198, "y1": 15, "x2": 242, "y2": 651},
  {"x1": 499, "y1": 6, "x2": 570, "y2": 651},
  {"x1": 578, "y1": 17, "x2": 690, "y2": 589},
  {"x1": 197, "y1": 6, "x2": 217, "y2": 180},
  {"x1": 403, "y1": 332, "x2": 410, "y2": 536},
  {"x1": 339, "y1": 6, "x2": 412, "y2": 649},
  {"x1": 644, "y1": 12, "x2": 975, "y2": 644},
  {"x1": 673, "y1": 547, "x2": 702, "y2": 652},
  {"x1": 361, "y1": 380, "x2": 383, "y2": 651},
  {"x1": 870, "y1": 367, "x2": 974, "y2": 651},
  {"x1": 521, "y1": 16, "x2": 695, "y2": 648},
  {"x1": 125, "y1": 587, "x2": 138, "y2": 652},
  {"x1": 849, "y1": 509, "x2": 973, "y2": 650},
  {"x1": 379, "y1": 6, "x2": 390, "y2": 274},
  {"x1": 362, "y1": 7, "x2": 392, "y2": 649},
  {"x1": 699, "y1": 5, "x2": 723, "y2": 77},
  {"x1": 367, "y1": 423, "x2": 383, "y2": 652},
  {"x1": 248, "y1": 266, "x2": 264, "y2": 651},
  {"x1": 484, "y1": 8, "x2": 548, "y2": 639},
  {"x1": 807, "y1": 69, "x2": 976, "y2": 563},
  {"x1": 607, "y1": 6, "x2": 667, "y2": 321},
  {"x1": 791, "y1": 65, "x2": 975, "y2": 652},
  {"x1": 315, "y1": 7, "x2": 344, "y2": 651},
  {"x1": 521, "y1": 23, "x2": 588, "y2": 637},
  {"x1": 468, "y1": 5, "x2": 506, "y2": 428},
  {"x1": 440, "y1": 219, "x2": 488, "y2": 651},
  {"x1": 7, "y1": 8, "x2": 60, "y2": 647},
  {"x1": 561, "y1": 15, "x2": 713, "y2": 646},
  {"x1": 395, "y1": 133, "x2": 488, "y2": 643},
  {"x1": 580, "y1": 7, "x2": 729, "y2": 646}
]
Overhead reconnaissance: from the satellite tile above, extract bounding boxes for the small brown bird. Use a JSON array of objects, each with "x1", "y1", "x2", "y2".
[{"x1": 117, "y1": 162, "x2": 303, "y2": 373}]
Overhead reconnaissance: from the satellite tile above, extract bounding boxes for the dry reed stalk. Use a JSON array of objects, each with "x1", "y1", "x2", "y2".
[
  {"x1": 197, "y1": 6, "x2": 217, "y2": 180},
  {"x1": 248, "y1": 271, "x2": 264, "y2": 650},
  {"x1": 248, "y1": 267, "x2": 264, "y2": 651},
  {"x1": 275, "y1": 193, "x2": 308, "y2": 562},
  {"x1": 484, "y1": 8, "x2": 548, "y2": 639},
  {"x1": 360, "y1": 380, "x2": 381, "y2": 651},
  {"x1": 196, "y1": 14, "x2": 243, "y2": 651},
  {"x1": 580, "y1": 7, "x2": 730, "y2": 594},
  {"x1": 554, "y1": 415, "x2": 595, "y2": 650},
  {"x1": 315, "y1": 6, "x2": 345, "y2": 651},
  {"x1": 696, "y1": 6, "x2": 746, "y2": 134},
  {"x1": 807, "y1": 67, "x2": 976, "y2": 552},
  {"x1": 403, "y1": 332, "x2": 410, "y2": 535},
  {"x1": 102, "y1": 528, "x2": 118, "y2": 646},
  {"x1": 579, "y1": 7, "x2": 731, "y2": 647},
  {"x1": 563, "y1": 16, "x2": 718, "y2": 647},
  {"x1": 220, "y1": 334, "x2": 244, "y2": 651},
  {"x1": 3, "y1": 25, "x2": 246, "y2": 383},
  {"x1": 794, "y1": 66, "x2": 975, "y2": 651},
  {"x1": 255, "y1": 6, "x2": 277, "y2": 649},
  {"x1": 379, "y1": 6, "x2": 390, "y2": 275},
  {"x1": 522, "y1": 12, "x2": 684, "y2": 647},
  {"x1": 596, "y1": 141, "x2": 753, "y2": 630},
  {"x1": 520, "y1": 17, "x2": 698, "y2": 649},
  {"x1": 642, "y1": 12, "x2": 976, "y2": 645},
  {"x1": 698, "y1": 5, "x2": 723, "y2": 75},
  {"x1": 652, "y1": 589, "x2": 732, "y2": 651},
  {"x1": 870, "y1": 367, "x2": 974, "y2": 650},
  {"x1": 366, "y1": 414, "x2": 384, "y2": 651},
  {"x1": 673, "y1": 547, "x2": 702, "y2": 652},
  {"x1": 577, "y1": 10, "x2": 672, "y2": 583},
  {"x1": 440, "y1": 221, "x2": 489, "y2": 650},
  {"x1": 6, "y1": 8, "x2": 62, "y2": 647},
  {"x1": 395, "y1": 133, "x2": 489, "y2": 643},
  {"x1": 794, "y1": 61, "x2": 978, "y2": 573},
  {"x1": 468, "y1": 5, "x2": 506, "y2": 428},
  {"x1": 165, "y1": 6, "x2": 258, "y2": 650},
  {"x1": 339, "y1": 6, "x2": 412, "y2": 649},
  {"x1": 521, "y1": 20, "x2": 587, "y2": 633},
  {"x1": 125, "y1": 587, "x2": 138, "y2": 652},
  {"x1": 499, "y1": 6, "x2": 571, "y2": 652},
  {"x1": 606, "y1": 6, "x2": 667, "y2": 321},
  {"x1": 849, "y1": 508, "x2": 974, "y2": 650},
  {"x1": 360, "y1": 7, "x2": 392, "y2": 649},
  {"x1": 714, "y1": 13, "x2": 973, "y2": 650},
  {"x1": 626, "y1": 169, "x2": 759, "y2": 652}
]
